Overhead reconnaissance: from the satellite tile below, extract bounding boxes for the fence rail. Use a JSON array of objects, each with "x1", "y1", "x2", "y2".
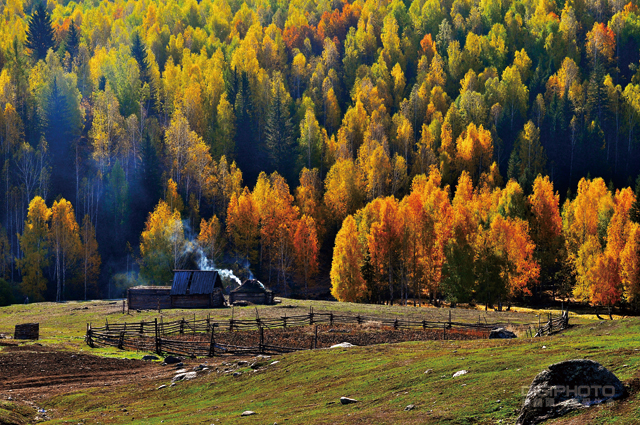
[
  {"x1": 86, "y1": 309, "x2": 568, "y2": 357},
  {"x1": 533, "y1": 310, "x2": 570, "y2": 337}
]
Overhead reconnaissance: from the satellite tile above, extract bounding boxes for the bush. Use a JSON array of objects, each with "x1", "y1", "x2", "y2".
[{"x1": 0, "y1": 279, "x2": 15, "y2": 306}]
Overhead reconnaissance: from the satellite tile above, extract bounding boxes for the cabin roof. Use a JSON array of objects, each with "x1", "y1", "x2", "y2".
[
  {"x1": 230, "y1": 279, "x2": 270, "y2": 294},
  {"x1": 171, "y1": 270, "x2": 223, "y2": 295}
]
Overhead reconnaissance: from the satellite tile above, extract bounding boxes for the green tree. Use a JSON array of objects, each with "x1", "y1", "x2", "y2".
[
  {"x1": 105, "y1": 161, "x2": 129, "y2": 248},
  {"x1": 66, "y1": 19, "x2": 80, "y2": 64},
  {"x1": 130, "y1": 31, "x2": 149, "y2": 84},
  {"x1": 25, "y1": 2, "x2": 55, "y2": 61},
  {"x1": 265, "y1": 73, "x2": 295, "y2": 182}
]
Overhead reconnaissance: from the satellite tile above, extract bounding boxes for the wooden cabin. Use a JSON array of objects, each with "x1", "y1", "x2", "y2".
[
  {"x1": 229, "y1": 279, "x2": 274, "y2": 305},
  {"x1": 127, "y1": 286, "x2": 172, "y2": 310},
  {"x1": 127, "y1": 270, "x2": 225, "y2": 310},
  {"x1": 170, "y1": 270, "x2": 225, "y2": 308}
]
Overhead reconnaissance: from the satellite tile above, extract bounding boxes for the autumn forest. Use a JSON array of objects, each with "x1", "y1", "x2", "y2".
[{"x1": 1, "y1": 0, "x2": 640, "y2": 312}]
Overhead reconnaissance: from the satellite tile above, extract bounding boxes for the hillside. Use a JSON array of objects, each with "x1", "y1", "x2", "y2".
[{"x1": 2, "y1": 0, "x2": 640, "y2": 312}]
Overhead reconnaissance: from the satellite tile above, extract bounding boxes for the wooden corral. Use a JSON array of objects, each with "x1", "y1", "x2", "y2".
[
  {"x1": 229, "y1": 279, "x2": 274, "y2": 305},
  {"x1": 127, "y1": 271, "x2": 225, "y2": 310},
  {"x1": 14, "y1": 323, "x2": 39, "y2": 340}
]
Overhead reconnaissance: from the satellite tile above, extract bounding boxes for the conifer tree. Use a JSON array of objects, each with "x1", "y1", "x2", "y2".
[
  {"x1": 265, "y1": 73, "x2": 295, "y2": 182},
  {"x1": 66, "y1": 20, "x2": 80, "y2": 63},
  {"x1": 130, "y1": 31, "x2": 149, "y2": 83},
  {"x1": 25, "y1": 2, "x2": 55, "y2": 61}
]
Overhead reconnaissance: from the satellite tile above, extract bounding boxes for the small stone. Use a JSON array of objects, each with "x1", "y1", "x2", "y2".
[
  {"x1": 330, "y1": 342, "x2": 355, "y2": 349},
  {"x1": 172, "y1": 372, "x2": 197, "y2": 382},
  {"x1": 240, "y1": 411, "x2": 256, "y2": 416},
  {"x1": 174, "y1": 363, "x2": 184, "y2": 368},
  {"x1": 452, "y1": 370, "x2": 468, "y2": 378},
  {"x1": 142, "y1": 355, "x2": 159, "y2": 361},
  {"x1": 175, "y1": 369, "x2": 188, "y2": 374},
  {"x1": 404, "y1": 404, "x2": 415, "y2": 411},
  {"x1": 170, "y1": 383, "x2": 176, "y2": 387},
  {"x1": 542, "y1": 346, "x2": 547, "y2": 349},
  {"x1": 340, "y1": 397, "x2": 358, "y2": 405},
  {"x1": 164, "y1": 356, "x2": 181, "y2": 364},
  {"x1": 424, "y1": 369, "x2": 433, "y2": 374},
  {"x1": 157, "y1": 385, "x2": 167, "y2": 390},
  {"x1": 233, "y1": 372, "x2": 242, "y2": 377},
  {"x1": 271, "y1": 361, "x2": 280, "y2": 365}
]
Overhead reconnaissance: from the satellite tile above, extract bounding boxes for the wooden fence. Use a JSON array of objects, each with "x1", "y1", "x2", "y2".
[
  {"x1": 85, "y1": 309, "x2": 553, "y2": 358},
  {"x1": 531, "y1": 310, "x2": 570, "y2": 337}
]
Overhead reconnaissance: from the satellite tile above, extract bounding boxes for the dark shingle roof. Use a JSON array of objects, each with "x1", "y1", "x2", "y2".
[
  {"x1": 171, "y1": 270, "x2": 222, "y2": 295},
  {"x1": 230, "y1": 279, "x2": 270, "y2": 294}
]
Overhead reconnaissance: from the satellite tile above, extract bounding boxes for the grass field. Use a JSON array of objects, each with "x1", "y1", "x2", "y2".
[{"x1": 0, "y1": 300, "x2": 639, "y2": 424}]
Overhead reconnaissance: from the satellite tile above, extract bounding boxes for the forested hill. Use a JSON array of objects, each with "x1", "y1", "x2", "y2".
[{"x1": 1, "y1": 0, "x2": 640, "y2": 309}]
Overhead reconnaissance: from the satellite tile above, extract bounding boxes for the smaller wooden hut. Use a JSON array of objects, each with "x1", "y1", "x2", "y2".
[
  {"x1": 127, "y1": 286, "x2": 172, "y2": 310},
  {"x1": 229, "y1": 279, "x2": 274, "y2": 305}
]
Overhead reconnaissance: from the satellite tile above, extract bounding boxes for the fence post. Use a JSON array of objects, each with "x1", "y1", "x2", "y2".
[
  {"x1": 155, "y1": 318, "x2": 160, "y2": 355},
  {"x1": 229, "y1": 319, "x2": 234, "y2": 332},
  {"x1": 283, "y1": 315, "x2": 287, "y2": 328},
  {"x1": 259, "y1": 326, "x2": 264, "y2": 354},
  {"x1": 394, "y1": 318, "x2": 398, "y2": 330},
  {"x1": 209, "y1": 325, "x2": 216, "y2": 357},
  {"x1": 309, "y1": 307, "x2": 314, "y2": 325},
  {"x1": 180, "y1": 318, "x2": 184, "y2": 334},
  {"x1": 357, "y1": 315, "x2": 362, "y2": 325},
  {"x1": 140, "y1": 321, "x2": 144, "y2": 334},
  {"x1": 123, "y1": 300, "x2": 125, "y2": 314},
  {"x1": 118, "y1": 331, "x2": 125, "y2": 349},
  {"x1": 314, "y1": 325, "x2": 318, "y2": 349},
  {"x1": 448, "y1": 310, "x2": 452, "y2": 328},
  {"x1": 329, "y1": 313, "x2": 334, "y2": 327},
  {"x1": 106, "y1": 318, "x2": 109, "y2": 331},
  {"x1": 443, "y1": 323, "x2": 446, "y2": 340},
  {"x1": 422, "y1": 320, "x2": 426, "y2": 330}
]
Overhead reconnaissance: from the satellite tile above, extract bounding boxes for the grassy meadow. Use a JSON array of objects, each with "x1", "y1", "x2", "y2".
[{"x1": 0, "y1": 300, "x2": 639, "y2": 424}]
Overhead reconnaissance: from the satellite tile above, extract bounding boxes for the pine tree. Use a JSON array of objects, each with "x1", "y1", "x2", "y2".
[
  {"x1": 265, "y1": 73, "x2": 295, "y2": 182},
  {"x1": 66, "y1": 20, "x2": 80, "y2": 63},
  {"x1": 130, "y1": 31, "x2": 149, "y2": 83},
  {"x1": 25, "y1": 2, "x2": 55, "y2": 61}
]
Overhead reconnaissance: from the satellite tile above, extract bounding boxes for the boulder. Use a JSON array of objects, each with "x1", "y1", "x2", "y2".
[
  {"x1": 241, "y1": 411, "x2": 256, "y2": 416},
  {"x1": 164, "y1": 356, "x2": 182, "y2": 364},
  {"x1": 489, "y1": 328, "x2": 517, "y2": 339},
  {"x1": 340, "y1": 397, "x2": 358, "y2": 405},
  {"x1": 517, "y1": 359, "x2": 625, "y2": 425}
]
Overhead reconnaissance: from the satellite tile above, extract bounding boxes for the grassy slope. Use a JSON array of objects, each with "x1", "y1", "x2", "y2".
[{"x1": 1, "y1": 301, "x2": 638, "y2": 424}]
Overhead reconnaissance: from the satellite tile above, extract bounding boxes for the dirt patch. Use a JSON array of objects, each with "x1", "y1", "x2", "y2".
[
  {"x1": 137, "y1": 323, "x2": 489, "y2": 356},
  {"x1": 223, "y1": 323, "x2": 488, "y2": 349},
  {"x1": 0, "y1": 344, "x2": 164, "y2": 403}
]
